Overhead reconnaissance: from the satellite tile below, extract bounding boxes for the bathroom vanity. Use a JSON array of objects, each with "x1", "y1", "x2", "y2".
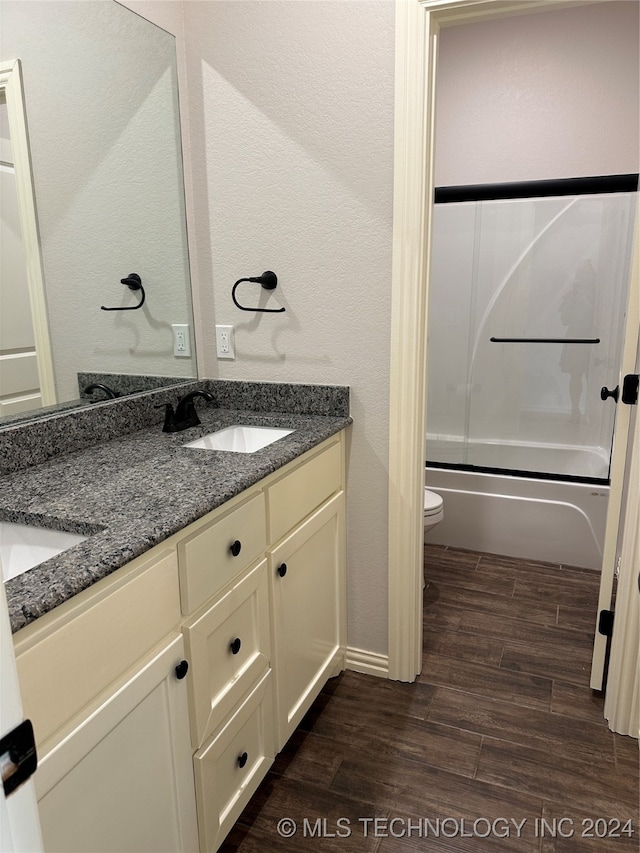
[{"x1": 3, "y1": 382, "x2": 350, "y2": 852}]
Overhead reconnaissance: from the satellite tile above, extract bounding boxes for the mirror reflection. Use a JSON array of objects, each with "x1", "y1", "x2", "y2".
[{"x1": 0, "y1": 0, "x2": 196, "y2": 426}]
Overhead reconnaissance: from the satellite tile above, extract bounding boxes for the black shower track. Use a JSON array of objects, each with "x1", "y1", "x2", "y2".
[{"x1": 434, "y1": 173, "x2": 639, "y2": 204}]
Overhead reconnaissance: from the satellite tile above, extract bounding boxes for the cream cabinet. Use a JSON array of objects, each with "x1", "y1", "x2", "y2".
[
  {"x1": 13, "y1": 548, "x2": 198, "y2": 853},
  {"x1": 178, "y1": 432, "x2": 346, "y2": 852},
  {"x1": 192, "y1": 670, "x2": 274, "y2": 851},
  {"x1": 35, "y1": 635, "x2": 198, "y2": 853},
  {"x1": 269, "y1": 492, "x2": 345, "y2": 748},
  {"x1": 182, "y1": 558, "x2": 271, "y2": 748},
  {"x1": 13, "y1": 430, "x2": 347, "y2": 853}
]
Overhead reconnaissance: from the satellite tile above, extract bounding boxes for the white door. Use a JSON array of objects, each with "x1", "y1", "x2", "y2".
[
  {"x1": 0, "y1": 60, "x2": 56, "y2": 411},
  {"x1": 0, "y1": 581, "x2": 43, "y2": 853},
  {"x1": 0, "y1": 131, "x2": 42, "y2": 417},
  {"x1": 590, "y1": 214, "x2": 639, "y2": 691},
  {"x1": 603, "y1": 361, "x2": 640, "y2": 735}
]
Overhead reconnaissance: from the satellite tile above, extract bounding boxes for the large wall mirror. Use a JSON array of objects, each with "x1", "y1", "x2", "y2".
[{"x1": 0, "y1": 0, "x2": 196, "y2": 426}]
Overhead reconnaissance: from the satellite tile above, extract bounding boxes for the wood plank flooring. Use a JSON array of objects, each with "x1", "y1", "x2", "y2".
[{"x1": 220, "y1": 544, "x2": 638, "y2": 852}]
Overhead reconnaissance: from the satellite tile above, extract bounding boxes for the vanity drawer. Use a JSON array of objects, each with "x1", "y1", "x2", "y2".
[
  {"x1": 193, "y1": 670, "x2": 274, "y2": 853},
  {"x1": 178, "y1": 492, "x2": 266, "y2": 615},
  {"x1": 183, "y1": 559, "x2": 270, "y2": 749},
  {"x1": 267, "y1": 438, "x2": 342, "y2": 543}
]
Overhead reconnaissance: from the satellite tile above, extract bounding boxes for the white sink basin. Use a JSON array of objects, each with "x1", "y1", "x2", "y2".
[
  {"x1": 1, "y1": 522, "x2": 87, "y2": 582},
  {"x1": 184, "y1": 425, "x2": 294, "y2": 453}
]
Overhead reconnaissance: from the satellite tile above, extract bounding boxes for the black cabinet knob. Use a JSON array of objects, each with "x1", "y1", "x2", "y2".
[
  {"x1": 229, "y1": 540, "x2": 242, "y2": 557},
  {"x1": 600, "y1": 385, "x2": 619, "y2": 402},
  {"x1": 277, "y1": 563, "x2": 287, "y2": 577},
  {"x1": 175, "y1": 660, "x2": 189, "y2": 680},
  {"x1": 237, "y1": 751, "x2": 248, "y2": 769},
  {"x1": 229, "y1": 637, "x2": 242, "y2": 655}
]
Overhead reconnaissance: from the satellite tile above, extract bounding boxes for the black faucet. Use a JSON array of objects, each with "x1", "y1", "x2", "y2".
[
  {"x1": 157, "y1": 390, "x2": 215, "y2": 432},
  {"x1": 84, "y1": 383, "x2": 119, "y2": 400}
]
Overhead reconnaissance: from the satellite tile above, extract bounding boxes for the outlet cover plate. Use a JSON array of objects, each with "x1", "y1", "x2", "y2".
[
  {"x1": 216, "y1": 325, "x2": 235, "y2": 359},
  {"x1": 172, "y1": 323, "x2": 191, "y2": 357}
]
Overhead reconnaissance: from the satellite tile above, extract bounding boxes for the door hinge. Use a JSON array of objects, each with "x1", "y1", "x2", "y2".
[
  {"x1": 621, "y1": 373, "x2": 639, "y2": 405},
  {"x1": 598, "y1": 609, "x2": 615, "y2": 637},
  {"x1": 0, "y1": 719, "x2": 38, "y2": 797}
]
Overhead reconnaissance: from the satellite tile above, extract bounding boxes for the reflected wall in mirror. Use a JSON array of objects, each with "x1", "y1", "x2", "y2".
[{"x1": 0, "y1": 0, "x2": 196, "y2": 424}]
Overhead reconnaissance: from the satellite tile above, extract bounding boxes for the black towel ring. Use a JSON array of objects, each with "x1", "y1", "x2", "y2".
[
  {"x1": 232, "y1": 270, "x2": 285, "y2": 313},
  {"x1": 101, "y1": 273, "x2": 146, "y2": 311}
]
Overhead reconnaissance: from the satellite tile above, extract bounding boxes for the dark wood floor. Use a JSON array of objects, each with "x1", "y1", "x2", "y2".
[{"x1": 220, "y1": 544, "x2": 639, "y2": 852}]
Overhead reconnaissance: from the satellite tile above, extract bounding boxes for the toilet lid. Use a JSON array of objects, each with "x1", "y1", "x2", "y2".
[{"x1": 424, "y1": 489, "x2": 443, "y2": 516}]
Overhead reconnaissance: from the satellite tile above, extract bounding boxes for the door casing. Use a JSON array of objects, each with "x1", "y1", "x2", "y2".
[{"x1": 388, "y1": 0, "x2": 639, "y2": 688}]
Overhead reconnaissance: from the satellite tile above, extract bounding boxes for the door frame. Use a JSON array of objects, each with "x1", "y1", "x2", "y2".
[
  {"x1": 388, "y1": 0, "x2": 639, "y2": 682},
  {"x1": 0, "y1": 59, "x2": 56, "y2": 407}
]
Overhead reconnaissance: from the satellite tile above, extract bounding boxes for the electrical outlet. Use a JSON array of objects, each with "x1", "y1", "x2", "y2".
[
  {"x1": 216, "y1": 325, "x2": 235, "y2": 359},
  {"x1": 172, "y1": 323, "x2": 191, "y2": 357}
]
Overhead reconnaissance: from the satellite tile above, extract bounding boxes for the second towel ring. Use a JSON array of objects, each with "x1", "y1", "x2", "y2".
[{"x1": 232, "y1": 270, "x2": 285, "y2": 313}]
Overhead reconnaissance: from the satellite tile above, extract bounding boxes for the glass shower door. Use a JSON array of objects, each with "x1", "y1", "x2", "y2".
[{"x1": 426, "y1": 184, "x2": 637, "y2": 482}]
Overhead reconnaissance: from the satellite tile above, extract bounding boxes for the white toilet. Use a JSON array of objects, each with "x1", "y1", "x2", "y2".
[
  {"x1": 423, "y1": 488, "x2": 444, "y2": 588},
  {"x1": 423, "y1": 488, "x2": 444, "y2": 534}
]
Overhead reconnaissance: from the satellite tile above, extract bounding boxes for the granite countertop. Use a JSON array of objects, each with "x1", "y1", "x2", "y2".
[{"x1": 3, "y1": 405, "x2": 351, "y2": 633}]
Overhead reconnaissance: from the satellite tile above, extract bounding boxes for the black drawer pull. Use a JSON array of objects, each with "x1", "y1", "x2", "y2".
[
  {"x1": 277, "y1": 563, "x2": 287, "y2": 578},
  {"x1": 229, "y1": 540, "x2": 242, "y2": 557},
  {"x1": 229, "y1": 637, "x2": 242, "y2": 655},
  {"x1": 175, "y1": 660, "x2": 189, "y2": 680},
  {"x1": 237, "y1": 751, "x2": 248, "y2": 769}
]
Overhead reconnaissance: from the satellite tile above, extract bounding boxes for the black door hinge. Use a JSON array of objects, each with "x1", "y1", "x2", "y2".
[
  {"x1": 621, "y1": 374, "x2": 639, "y2": 405},
  {"x1": 598, "y1": 609, "x2": 615, "y2": 637},
  {"x1": 0, "y1": 719, "x2": 38, "y2": 797}
]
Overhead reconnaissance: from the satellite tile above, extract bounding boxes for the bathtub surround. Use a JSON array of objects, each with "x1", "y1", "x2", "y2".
[
  {"x1": 424, "y1": 467, "x2": 608, "y2": 570},
  {"x1": 0, "y1": 380, "x2": 349, "y2": 474}
]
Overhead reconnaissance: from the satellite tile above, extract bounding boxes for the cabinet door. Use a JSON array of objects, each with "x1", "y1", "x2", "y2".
[
  {"x1": 269, "y1": 492, "x2": 346, "y2": 748},
  {"x1": 35, "y1": 635, "x2": 198, "y2": 853},
  {"x1": 183, "y1": 558, "x2": 270, "y2": 748}
]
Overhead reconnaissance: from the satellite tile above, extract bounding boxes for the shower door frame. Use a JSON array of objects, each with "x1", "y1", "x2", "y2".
[
  {"x1": 427, "y1": 174, "x2": 637, "y2": 486},
  {"x1": 388, "y1": 0, "x2": 640, "y2": 698}
]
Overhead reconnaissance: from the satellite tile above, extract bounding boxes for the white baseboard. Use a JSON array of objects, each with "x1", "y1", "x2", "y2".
[{"x1": 345, "y1": 646, "x2": 389, "y2": 678}]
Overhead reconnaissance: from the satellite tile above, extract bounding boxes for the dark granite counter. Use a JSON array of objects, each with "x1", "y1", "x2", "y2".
[{"x1": 2, "y1": 383, "x2": 351, "y2": 634}]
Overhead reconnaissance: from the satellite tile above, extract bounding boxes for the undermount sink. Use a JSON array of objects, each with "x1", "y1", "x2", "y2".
[
  {"x1": 1, "y1": 522, "x2": 87, "y2": 583},
  {"x1": 183, "y1": 425, "x2": 294, "y2": 453}
]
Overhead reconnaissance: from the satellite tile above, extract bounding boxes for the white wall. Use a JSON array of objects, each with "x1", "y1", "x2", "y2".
[
  {"x1": 180, "y1": 0, "x2": 396, "y2": 657},
  {"x1": 123, "y1": 0, "x2": 638, "y2": 660},
  {"x1": 125, "y1": 0, "x2": 396, "y2": 657},
  {"x1": 435, "y1": 1, "x2": 640, "y2": 185}
]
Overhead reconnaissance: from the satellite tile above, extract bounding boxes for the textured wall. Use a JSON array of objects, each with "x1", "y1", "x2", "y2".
[
  {"x1": 116, "y1": 1, "x2": 637, "y2": 661},
  {"x1": 435, "y1": 1, "x2": 640, "y2": 185},
  {"x1": 180, "y1": 0, "x2": 396, "y2": 656}
]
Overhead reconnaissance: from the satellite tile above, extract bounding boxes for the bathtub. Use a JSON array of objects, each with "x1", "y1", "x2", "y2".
[{"x1": 424, "y1": 466, "x2": 608, "y2": 570}]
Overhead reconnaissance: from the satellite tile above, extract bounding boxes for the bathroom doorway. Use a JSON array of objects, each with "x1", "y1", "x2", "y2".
[{"x1": 388, "y1": 0, "x2": 640, "y2": 705}]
